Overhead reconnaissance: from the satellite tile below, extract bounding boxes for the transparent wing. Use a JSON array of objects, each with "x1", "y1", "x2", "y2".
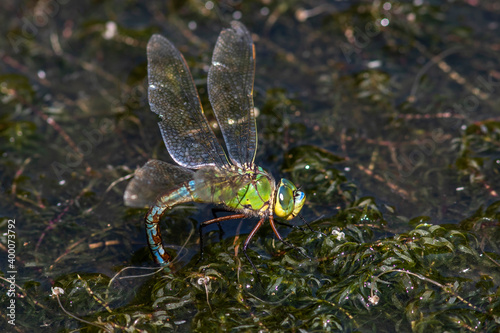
[
  {"x1": 208, "y1": 21, "x2": 257, "y2": 168},
  {"x1": 148, "y1": 34, "x2": 230, "y2": 169},
  {"x1": 193, "y1": 166, "x2": 251, "y2": 204},
  {"x1": 124, "y1": 159, "x2": 195, "y2": 207}
]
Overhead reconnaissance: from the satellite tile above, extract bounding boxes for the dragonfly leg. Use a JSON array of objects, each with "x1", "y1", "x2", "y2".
[
  {"x1": 275, "y1": 220, "x2": 307, "y2": 233},
  {"x1": 197, "y1": 213, "x2": 246, "y2": 264},
  {"x1": 299, "y1": 214, "x2": 326, "y2": 236},
  {"x1": 211, "y1": 208, "x2": 231, "y2": 237},
  {"x1": 269, "y1": 215, "x2": 312, "y2": 260},
  {"x1": 298, "y1": 214, "x2": 315, "y2": 232},
  {"x1": 146, "y1": 202, "x2": 173, "y2": 266},
  {"x1": 243, "y1": 217, "x2": 265, "y2": 276},
  {"x1": 275, "y1": 216, "x2": 326, "y2": 237}
]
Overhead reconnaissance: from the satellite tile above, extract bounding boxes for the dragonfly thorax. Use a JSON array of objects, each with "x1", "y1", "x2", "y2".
[{"x1": 274, "y1": 178, "x2": 306, "y2": 220}]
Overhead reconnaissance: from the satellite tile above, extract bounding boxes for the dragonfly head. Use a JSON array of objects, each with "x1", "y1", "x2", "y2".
[{"x1": 274, "y1": 178, "x2": 306, "y2": 220}]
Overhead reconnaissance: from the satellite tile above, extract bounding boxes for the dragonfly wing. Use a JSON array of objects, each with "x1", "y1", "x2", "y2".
[
  {"x1": 148, "y1": 34, "x2": 230, "y2": 169},
  {"x1": 193, "y1": 166, "x2": 250, "y2": 203},
  {"x1": 208, "y1": 21, "x2": 257, "y2": 168},
  {"x1": 124, "y1": 159, "x2": 195, "y2": 208}
]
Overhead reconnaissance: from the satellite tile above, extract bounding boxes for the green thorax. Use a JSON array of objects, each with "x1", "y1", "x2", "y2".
[{"x1": 192, "y1": 165, "x2": 274, "y2": 215}]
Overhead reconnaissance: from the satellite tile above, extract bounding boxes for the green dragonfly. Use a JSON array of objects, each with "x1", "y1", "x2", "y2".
[{"x1": 124, "y1": 21, "x2": 306, "y2": 271}]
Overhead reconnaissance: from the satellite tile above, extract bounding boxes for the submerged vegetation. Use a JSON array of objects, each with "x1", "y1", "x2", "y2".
[
  {"x1": 49, "y1": 196, "x2": 500, "y2": 331},
  {"x1": 1, "y1": 1, "x2": 499, "y2": 332}
]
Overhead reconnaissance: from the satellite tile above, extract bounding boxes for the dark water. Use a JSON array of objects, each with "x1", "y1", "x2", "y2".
[{"x1": 1, "y1": 1, "x2": 499, "y2": 331}]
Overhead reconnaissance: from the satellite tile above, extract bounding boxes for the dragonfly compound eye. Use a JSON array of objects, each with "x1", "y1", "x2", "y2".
[{"x1": 274, "y1": 178, "x2": 304, "y2": 219}]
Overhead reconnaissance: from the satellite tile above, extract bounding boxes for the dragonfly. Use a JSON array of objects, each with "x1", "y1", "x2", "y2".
[{"x1": 124, "y1": 21, "x2": 306, "y2": 272}]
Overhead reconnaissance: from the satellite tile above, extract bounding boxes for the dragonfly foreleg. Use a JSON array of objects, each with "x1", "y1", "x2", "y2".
[
  {"x1": 275, "y1": 215, "x2": 326, "y2": 237},
  {"x1": 275, "y1": 220, "x2": 308, "y2": 233},
  {"x1": 269, "y1": 215, "x2": 312, "y2": 261},
  {"x1": 299, "y1": 214, "x2": 326, "y2": 236}
]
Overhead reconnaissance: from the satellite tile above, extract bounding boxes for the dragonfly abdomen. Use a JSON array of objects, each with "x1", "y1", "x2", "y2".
[{"x1": 145, "y1": 182, "x2": 196, "y2": 265}]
